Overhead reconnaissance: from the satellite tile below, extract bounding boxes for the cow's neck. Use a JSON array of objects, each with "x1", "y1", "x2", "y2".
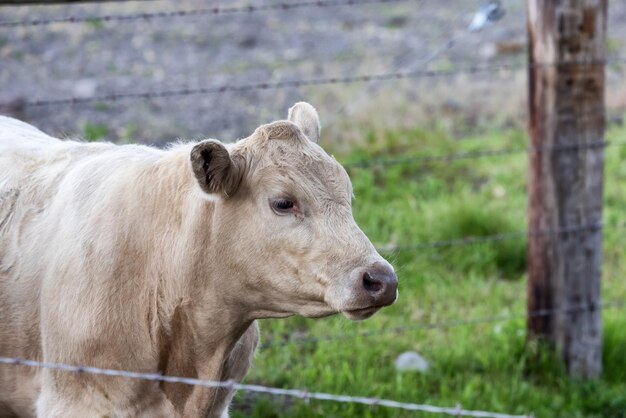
[
  {"x1": 147, "y1": 148, "x2": 255, "y2": 361},
  {"x1": 155, "y1": 258, "x2": 255, "y2": 414},
  {"x1": 157, "y1": 296, "x2": 253, "y2": 415},
  {"x1": 142, "y1": 148, "x2": 258, "y2": 415}
]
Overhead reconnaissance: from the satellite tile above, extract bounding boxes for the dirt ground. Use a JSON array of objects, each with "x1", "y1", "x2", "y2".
[{"x1": 0, "y1": 0, "x2": 625, "y2": 146}]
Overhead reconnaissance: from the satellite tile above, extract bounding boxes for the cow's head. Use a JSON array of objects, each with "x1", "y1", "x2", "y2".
[{"x1": 190, "y1": 102, "x2": 397, "y2": 321}]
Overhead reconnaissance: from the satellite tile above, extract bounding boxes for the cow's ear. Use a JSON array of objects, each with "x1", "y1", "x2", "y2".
[
  {"x1": 287, "y1": 102, "x2": 320, "y2": 143},
  {"x1": 190, "y1": 140, "x2": 243, "y2": 198}
]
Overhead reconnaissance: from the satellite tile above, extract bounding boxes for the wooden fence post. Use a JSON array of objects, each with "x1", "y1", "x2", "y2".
[{"x1": 527, "y1": 0, "x2": 607, "y2": 378}]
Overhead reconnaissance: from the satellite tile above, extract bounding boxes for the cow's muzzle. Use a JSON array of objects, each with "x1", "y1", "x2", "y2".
[{"x1": 343, "y1": 264, "x2": 398, "y2": 320}]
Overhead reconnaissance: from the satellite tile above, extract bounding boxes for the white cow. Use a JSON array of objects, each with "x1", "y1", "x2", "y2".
[{"x1": 0, "y1": 103, "x2": 397, "y2": 417}]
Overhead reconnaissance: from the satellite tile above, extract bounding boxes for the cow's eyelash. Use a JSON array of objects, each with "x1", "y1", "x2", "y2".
[
  {"x1": 269, "y1": 197, "x2": 298, "y2": 215},
  {"x1": 273, "y1": 199, "x2": 294, "y2": 210}
]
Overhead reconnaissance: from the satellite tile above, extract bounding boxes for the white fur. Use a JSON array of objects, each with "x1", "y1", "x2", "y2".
[{"x1": 0, "y1": 105, "x2": 394, "y2": 417}]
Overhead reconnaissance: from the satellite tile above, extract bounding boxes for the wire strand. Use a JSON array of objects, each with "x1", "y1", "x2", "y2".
[
  {"x1": 0, "y1": 356, "x2": 531, "y2": 418},
  {"x1": 20, "y1": 58, "x2": 626, "y2": 108},
  {"x1": 376, "y1": 221, "x2": 605, "y2": 253},
  {"x1": 343, "y1": 140, "x2": 609, "y2": 169},
  {"x1": 0, "y1": 0, "x2": 415, "y2": 28},
  {"x1": 261, "y1": 300, "x2": 623, "y2": 349}
]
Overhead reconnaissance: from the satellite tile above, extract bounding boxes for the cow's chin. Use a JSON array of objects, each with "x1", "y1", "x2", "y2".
[{"x1": 342, "y1": 306, "x2": 381, "y2": 321}]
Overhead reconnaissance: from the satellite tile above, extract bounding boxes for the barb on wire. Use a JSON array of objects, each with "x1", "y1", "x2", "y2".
[
  {"x1": 0, "y1": 0, "x2": 413, "y2": 28},
  {"x1": 468, "y1": 0, "x2": 505, "y2": 32},
  {"x1": 344, "y1": 140, "x2": 609, "y2": 169},
  {"x1": 261, "y1": 300, "x2": 624, "y2": 349},
  {"x1": 377, "y1": 221, "x2": 604, "y2": 253},
  {"x1": 0, "y1": 357, "x2": 530, "y2": 418},
  {"x1": 20, "y1": 58, "x2": 626, "y2": 109}
]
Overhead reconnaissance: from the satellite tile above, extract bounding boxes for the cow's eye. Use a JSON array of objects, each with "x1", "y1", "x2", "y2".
[{"x1": 271, "y1": 198, "x2": 296, "y2": 214}]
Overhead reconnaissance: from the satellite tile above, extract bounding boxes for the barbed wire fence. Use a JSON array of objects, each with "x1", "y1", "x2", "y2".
[
  {"x1": 260, "y1": 299, "x2": 625, "y2": 349},
  {"x1": 0, "y1": 298, "x2": 621, "y2": 417},
  {"x1": 0, "y1": 356, "x2": 531, "y2": 418},
  {"x1": 11, "y1": 59, "x2": 625, "y2": 109},
  {"x1": 0, "y1": 0, "x2": 624, "y2": 417},
  {"x1": 0, "y1": 0, "x2": 418, "y2": 28}
]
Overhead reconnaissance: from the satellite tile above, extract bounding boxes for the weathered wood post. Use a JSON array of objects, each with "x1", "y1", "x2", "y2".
[{"x1": 527, "y1": 0, "x2": 607, "y2": 378}]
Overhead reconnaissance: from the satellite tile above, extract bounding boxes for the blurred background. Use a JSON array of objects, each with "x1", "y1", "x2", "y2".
[{"x1": 4, "y1": 0, "x2": 625, "y2": 145}]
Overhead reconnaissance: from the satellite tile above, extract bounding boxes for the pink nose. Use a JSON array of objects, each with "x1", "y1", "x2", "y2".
[{"x1": 360, "y1": 265, "x2": 397, "y2": 306}]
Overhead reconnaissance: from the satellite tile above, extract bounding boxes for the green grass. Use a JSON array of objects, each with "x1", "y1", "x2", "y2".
[
  {"x1": 232, "y1": 121, "x2": 626, "y2": 418},
  {"x1": 85, "y1": 18, "x2": 105, "y2": 30},
  {"x1": 82, "y1": 122, "x2": 109, "y2": 142}
]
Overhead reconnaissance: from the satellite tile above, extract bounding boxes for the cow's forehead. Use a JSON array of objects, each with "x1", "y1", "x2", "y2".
[{"x1": 239, "y1": 121, "x2": 352, "y2": 203}]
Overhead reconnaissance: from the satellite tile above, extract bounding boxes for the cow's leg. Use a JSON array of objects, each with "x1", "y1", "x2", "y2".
[
  {"x1": 179, "y1": 321, "x2": 259, "y2": 418},
  {"x1": 36, "y1": 370, "x2": 179, "y2": 418},
  {"x1": 212, "y1": 321, "x2": 260, "y2": 418},
  {"x1": 132, "y1": 394, "x2": 179, "y2": 418},
  {"x1": 36, "y1": 387, "x2": 178, "y2": 418},
  {"x1": 35, "y1": 385, "x2": 95, "y2": 418},
  {"x1": 38, "y1": 261, "x2": 178, "y2": 417}
]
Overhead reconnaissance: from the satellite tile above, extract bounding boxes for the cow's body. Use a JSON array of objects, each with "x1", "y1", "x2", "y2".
[
  {"x1": 0, "y1": 117, "x2": 258, "y2": 417},
  {"x1": 0, "y1": 104, "x2": 397, "y2": 417}
]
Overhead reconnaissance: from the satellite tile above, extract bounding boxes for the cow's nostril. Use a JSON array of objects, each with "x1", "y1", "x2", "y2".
[{"x1": 362, "y1": 272, "x2": 384, "y2": 293}]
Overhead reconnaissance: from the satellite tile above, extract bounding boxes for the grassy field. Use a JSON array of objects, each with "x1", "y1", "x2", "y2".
[{"x1": 231, "y1": 121, "x2": 626, "y2": 418}]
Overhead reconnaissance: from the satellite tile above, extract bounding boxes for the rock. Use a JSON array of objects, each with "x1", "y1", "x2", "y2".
[
  {"x1": 395, "y1": 351, "x2": 429, "y2": 372},
  {"x1": 492, "y1": 184, "x2": 506, "y2": 198}
]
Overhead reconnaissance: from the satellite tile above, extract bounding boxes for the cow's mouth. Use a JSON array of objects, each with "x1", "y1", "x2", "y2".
[{"x1": 343, "y1": 306, "x2": 381, "y2": 321}]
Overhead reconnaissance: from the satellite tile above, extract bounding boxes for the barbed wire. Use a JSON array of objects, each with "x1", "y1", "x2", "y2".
[
  {"x1": 19, "y1": 58, "x2": 626, "y2": 109},
  {"x1": 261, "y1": 299, "x2": 624, "y2": 349},
  {"x1": 0, "y1": 357, "x2": 531, "y2": 418},
  {"x1": 0, "y1": 0, "x2": 415, "y2": 28},
  {"x1": 259, "y1": 223, "x2": 613, "y2": 350},
  {"x1": 21, "y1": 65, "x2": 523, "y2": 108},
  {"x1": 343, "y1": 140, "x2": 609, "y2": 169},
  {"x1": 375, "y1": 221, "x2": 605, "y2": 253},
  {"x1": 0, "y1": 300, "x2": 619, "y2": 414}
]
